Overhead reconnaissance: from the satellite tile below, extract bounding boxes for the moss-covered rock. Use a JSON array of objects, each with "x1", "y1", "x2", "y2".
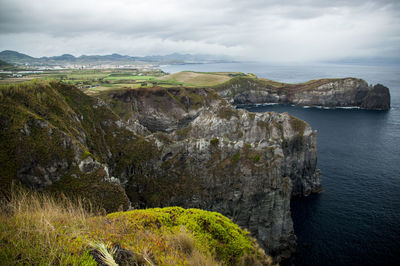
[{"x1": 106, "y1": 207, "x2": 272, "y2": 265}]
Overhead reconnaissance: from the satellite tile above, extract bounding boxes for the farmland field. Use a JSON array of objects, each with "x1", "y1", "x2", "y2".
[{"x1": 0, "y1": 68, "x2": 249, "y2": 95}]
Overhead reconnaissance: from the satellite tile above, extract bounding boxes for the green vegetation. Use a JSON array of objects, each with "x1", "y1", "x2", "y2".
[
  {"x1": 0, "y1": 59, "x2": 14, "y2": 70},
  {"x1": 232, "y1": 152, "x2": 240, "y2": 163},
  {"x1": 218, "y1": 105, "x2": 239, "y2": 120},
  {"x1": 289, "y1": 116, "x2": 307, "y2": 136},
  {"x1": 82, "y1": 150, "x2": 93, "y2": 160},
  {"x1": 176, "y1": 125, "x2": 192, "y2": 139},
  {"x1": 210, "y1": 138, "x2": 219, "y2": 146},
  {"x1": 0, "y1": 188, "x2": 272, "y2": 265},
  {"x1": 0, "y1": 80, "x2": 165, "y2": 212},
  {"x1": 104, "y1": 75, "x2": 157, "y2": 80},
  {"x1": 253, "y1": 155, "x2": 260, "y2": 163},
  {"x1": 159, "y1": 71, "x2": 233, "y2": 87},
  {"x1": 213, "y1": 76, "x2": 279, "y2": 93}
]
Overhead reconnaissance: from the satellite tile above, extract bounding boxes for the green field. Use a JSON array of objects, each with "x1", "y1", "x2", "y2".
[
  {"x1": 0, "y1": 69, "x2": 252, "y2": 95},
  {"x1": 104, "y1": 75, "x2": 157, "y2": 80},
  {"x1": 159, "y1": 71, "x2": 233, "y2": 86}
]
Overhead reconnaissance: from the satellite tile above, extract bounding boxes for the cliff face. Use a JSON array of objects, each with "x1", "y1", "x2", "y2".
[
  {"x1": 216, "y1": 77, "x2": 391, "y2": 110},
  {"x1": 1, "y1": 81, "x2": 321, "y2": 261},
  {"x1": 101, "y1": 86, "x2": 321, "y2": 260}
]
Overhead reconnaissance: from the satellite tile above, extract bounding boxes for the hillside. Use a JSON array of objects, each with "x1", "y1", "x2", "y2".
[
  {"x1": 0, "y1": 80, "x2": 322, "y2": 261},
  {"x1": 0, "y1": 59, "x2": 12, "y2": 68},
  {"x1": 0, "y1": 59, "x2": 16, "y2": 71},
  {"x1": 159, "y1": 71, "x2": 236, "y2": 86},
  {"x1": 0, "y1": 189, "x2": 271, "y2": 265},
  {"x1": 0, "y1": 50, "x2": 35, "y2": 64}
]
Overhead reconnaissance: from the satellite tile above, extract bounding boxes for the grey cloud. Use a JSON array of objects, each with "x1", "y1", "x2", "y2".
[{"x1": 0, "y1": 0, "x2": 399, "y2": 63}]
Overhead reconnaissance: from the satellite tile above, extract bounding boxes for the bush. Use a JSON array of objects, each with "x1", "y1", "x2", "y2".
[
  {"x1": 232, "y1": 152, "x2": 240, "y2": 163},
  {"x1": 210, "y1": 138, "x2": 219, "y2": 146},
  {"x1": 253, "y1": 155, "x2": 260, "y2": 163}
]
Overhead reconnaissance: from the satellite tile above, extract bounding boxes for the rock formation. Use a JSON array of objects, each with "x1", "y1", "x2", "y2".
[
  {"x1": 0, "y1": 81, "x2": 321, "y2": 261},
  {"x1": 215, "y1": 76, "x2": 391, "y2": 110},
  {"x1": 100, "y1": 86, "x2": 321, "y2": 259}
]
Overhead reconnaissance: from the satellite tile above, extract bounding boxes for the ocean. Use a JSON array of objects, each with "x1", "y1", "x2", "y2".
[{"x1": 161, "y1": 62, "x2": 400, "y2": 265}]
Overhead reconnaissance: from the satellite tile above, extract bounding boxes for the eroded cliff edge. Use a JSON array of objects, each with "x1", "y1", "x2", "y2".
[
  {"x1": 0, "y1": 81, "x2": 321, "y2": 261},
  {"x1": 215, "y1": 76, "x2": 391, "y2": 110}
]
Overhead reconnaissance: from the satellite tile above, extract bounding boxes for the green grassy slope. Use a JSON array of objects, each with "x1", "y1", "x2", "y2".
[
  {"x1": 0, "y1": 189, "x2": 272, "y2": 265},
  {"x1": 0, "y1": 80, "x2": 163, "y2": 211}
]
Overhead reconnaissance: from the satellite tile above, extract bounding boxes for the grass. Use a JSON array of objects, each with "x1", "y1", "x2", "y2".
[
  {"x1": 104, "y1": 75, "x2": 157, "y2": 80},
  {"x1": 159, "y1": 71, "x2": 233, "y2": 87},
  {"x1": 0, "y1": 187, "x2": 272, "y2": 265},
  {"x1": 232, "y1": 153, "x2": 240, "y2": 163},
  {"x1": 289, "y1": 116, "x2": 307, "y2": 136},
  {"x1": 253, "y1": 155, "x2": 260, "y2": 163},
  {"x1": 0, "y1": 187, "x2": 98, "y2": 265}
]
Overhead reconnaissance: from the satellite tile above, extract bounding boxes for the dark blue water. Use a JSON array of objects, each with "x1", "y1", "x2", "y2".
[{"x1": 163, "y1": 63, "x2": 400, "y2": 265}]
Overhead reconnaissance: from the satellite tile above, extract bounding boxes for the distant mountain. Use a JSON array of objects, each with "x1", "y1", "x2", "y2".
[
  {"x1": 0, "y1": 50, "x2": 35, "y2": 64},
  {"x1": 0, "y1": 50, "x2": 233, "y2": 67},
  {"x1": 0, "y1": 59, "x2": 12, "y2": 67},
  {"x1": 0, "y1": 59, "x2": 16, "y2": 70}
]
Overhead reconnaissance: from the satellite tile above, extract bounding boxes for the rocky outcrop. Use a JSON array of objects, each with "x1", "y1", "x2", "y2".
[
  {"x1": 361, "y1": 84, "x2": 391, "y2": 110},
  {"x1": 1, "y1": 81, "x2": 321, "y2": 261},
  {"x1": 100, "y1": 86, "x2": 321, "y2": 260},
  {"x1": 215, "y1": 76, "x2": 391, "y2": 110}
]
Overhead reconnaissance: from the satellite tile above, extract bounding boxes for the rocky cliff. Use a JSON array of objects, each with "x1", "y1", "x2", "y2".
[
  {"x1": 215, "y1": 76, "x2": 391, "y2": 110},
  {"x1": 100, "y1": 86, "x2": 321, "y2": 259},
  {"x1": 0, "y1": 81, "x2": 321, "y2": 261}
]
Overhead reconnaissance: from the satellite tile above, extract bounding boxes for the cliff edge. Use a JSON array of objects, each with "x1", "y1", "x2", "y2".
[{"x1": 215, "y1": 76, "x2": 391, "y2": 110}]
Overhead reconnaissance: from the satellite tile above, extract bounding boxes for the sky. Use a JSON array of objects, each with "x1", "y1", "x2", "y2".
[{"x1": 0, "y1": 0, "x2": 399, "y2": 63}]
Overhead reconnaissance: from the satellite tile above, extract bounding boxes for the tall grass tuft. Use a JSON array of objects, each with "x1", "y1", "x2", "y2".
[
  {"x1": 0, "y1": 186, "x2": 98, "y2": 265},
  {"x1": 89, "y1": 241, "x2": 118, "y2": 266}
]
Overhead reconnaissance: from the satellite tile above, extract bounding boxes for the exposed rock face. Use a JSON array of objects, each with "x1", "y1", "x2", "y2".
[
  {"x1": 102, "y1": 87, "x2": 321, "y2": 260},
  {"x1": 1, "y1": 82, "x2": 321, "y2": 261},
  {"x1": 361, "y1": 84, "x2": 391, "y2": 110},
  {"x1": 216, "y1": 77, "x2": 391, "y2": 110}
]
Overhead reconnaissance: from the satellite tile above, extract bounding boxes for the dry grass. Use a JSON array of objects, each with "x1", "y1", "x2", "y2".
[
  {"x1": 159, "y1": 71, "x2": 232, "y2": 87},
  {"x1": 0, "y1": 187, "x2": 272, "y2": 265},
  {"x1": 0, "y1": 186, "x2": 99, "y2": 265},
  {"x1": 89, "y1": 241, "x2": 118, "y2": 266},
  {"x1": 169, "y1": 226, "x2": 196, "y2": 255},
  {"x1": 0, "y1": 188, "x2": 222, "y2": 265}
]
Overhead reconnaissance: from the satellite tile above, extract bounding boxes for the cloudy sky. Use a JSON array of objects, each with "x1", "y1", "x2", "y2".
[{"x1": 0, "y1": 0, "x2": 399, "y2": 63}]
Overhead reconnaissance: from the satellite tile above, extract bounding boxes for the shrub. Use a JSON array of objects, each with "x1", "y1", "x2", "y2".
[
  {"x1": 210, "y1": 138, "x2": 219, "y2": 146},
  {"x1": 253, "y1": 155, "x2": 260, "y2": 163},
  {"x1": 289, "y1": 116, "x2": 306, "y2": 137},
  {"x1": 82, "y1": 150, "x2": 93, "y2": 160},
  {"x1": 232, "y1": 153, "x2": 240, "y2": 163}
]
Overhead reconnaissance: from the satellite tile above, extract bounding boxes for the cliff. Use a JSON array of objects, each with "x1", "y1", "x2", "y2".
[
  {"x1": 100, "y1": 86, "x2": 321, "y2": 259},
  {"x1": 214, "y1": 76, "x2": 391, "y2": 110},
  {"x1": 0, "y1": 81, "x2": 321, "y2": 261}
]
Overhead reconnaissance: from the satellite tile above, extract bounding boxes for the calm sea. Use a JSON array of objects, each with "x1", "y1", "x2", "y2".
[{"x1": 161, "y1": 63, "x2": 400, "y2": 265}]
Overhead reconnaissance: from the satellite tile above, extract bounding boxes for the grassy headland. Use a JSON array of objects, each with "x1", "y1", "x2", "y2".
[{"x1": 0, "y1": 188, "x2": 272, "y2": 265}]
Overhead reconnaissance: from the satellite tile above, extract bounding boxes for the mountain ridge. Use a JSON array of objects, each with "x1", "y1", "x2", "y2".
[{"x1": 0, "y1": 50, "x2": 233, "y2": 66}]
